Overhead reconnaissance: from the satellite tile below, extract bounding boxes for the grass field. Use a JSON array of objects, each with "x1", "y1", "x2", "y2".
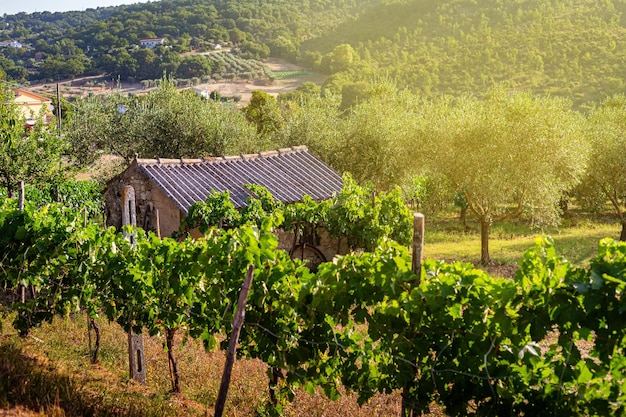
[
  {"x1": 270, "y1": 71, "x2": 315, "y2": 80},
  {"x1": 0, "y1": 206, "x2": 621, "y2": 416},
  {"x1": 422, "y1": 206, "x2": 620, "y2": 274}
]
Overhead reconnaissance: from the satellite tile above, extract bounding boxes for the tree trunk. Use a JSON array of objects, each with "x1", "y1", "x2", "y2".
[
  {"x1": 460, "y1": 207, "x2": 467, "y2": 227},
  {"x1": 621, "y1": 221, "x2": 626, "y2": 242},
  {"x1": 91, "y1": 319, "x2": 101, "y2": 364},
  {"x1": 480, "y1": 218, "x2": 491, "y2": 265},
  {"x1": 166, "y1": 328, "x2": 181, "y2": 393},
  {"x1": 401, "y1": 384, "x2": 413, "y2": 417},
  {"x1": 268, "y1": 367, "x2": 281, "y2": 405}
]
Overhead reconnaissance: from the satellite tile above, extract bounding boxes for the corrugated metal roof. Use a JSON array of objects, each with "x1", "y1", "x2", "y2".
[{"x1": 136, "y1": 146, "x2": 343, "y2": 215}]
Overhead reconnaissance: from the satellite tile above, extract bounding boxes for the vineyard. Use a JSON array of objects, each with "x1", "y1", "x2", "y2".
[
  {"x1": 206, "y1": 51, "x2": 267, "y2": 81},
  {"x1": 2, "y1": 192, "x2": 626, "y2": 416}
]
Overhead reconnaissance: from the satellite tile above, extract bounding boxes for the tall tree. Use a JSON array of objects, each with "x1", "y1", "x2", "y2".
[
  {"x1": 243, "y1": 90, "x2": 283, "y2": 136},
  {"x1": 66, "y1": 78, "x2": 259, "y2": 164},
  {"x1": 578, "y1": 94, "x2": 626, "y2": 240},
  {"x1": 272, "y1": 92, "x2": 345, "y2": 170},
  {"x1": 425, "y1": 86, "x2": 588, "y2": 264},
  {"x1": 0, "y1": 85, "x2": 66, "y2": 197},
  {"x1": 340, "y1": 84, "x2": 424, "y2": 190}
]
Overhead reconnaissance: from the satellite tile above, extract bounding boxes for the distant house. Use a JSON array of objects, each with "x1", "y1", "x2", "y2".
[
  {"x1": 12, "y1": 88, "x2": 53, "y2": 127},
  {"x1": 192, "y1": 87, "x2": 210, "y2": 98},
  {"x1": 104, "y1": 146, "x2": 347, "y2": 266},
  {"x1": 0, "y1": 41, "x2": 22, "y2": 48},
  {"x1": 139, "y1": 38, "x2": 166, "y2": 48}
]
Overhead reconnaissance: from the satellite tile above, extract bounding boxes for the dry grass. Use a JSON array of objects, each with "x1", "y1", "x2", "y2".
[{"x1": 0, "y1": 315, "x2": 412, "y2": 417}]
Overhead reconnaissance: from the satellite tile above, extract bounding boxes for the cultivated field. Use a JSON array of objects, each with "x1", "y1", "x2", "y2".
[{"x1": 29, "y1": 58, "x2": 326, "y2": 106}]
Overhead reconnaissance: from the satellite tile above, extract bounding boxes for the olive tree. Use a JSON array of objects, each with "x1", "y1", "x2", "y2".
[
  {"x1": 578, "y1": 95, "x2": 626, "y2": 240},
  {"x1": 340, "y1": 86, "x2": 428, "y2": 190},
  {"x1": 0, "y1": 85, "x2": 66, "y2": 197},
  {"x1": 66, "y1": 78, "x2": 258, "y2": 165},
  {"x1": 271, "y1": 92, "x2": 346, "y2": 172},
  {"x1": 424, "y1": 87, "x2": 588, "y2": 264}
]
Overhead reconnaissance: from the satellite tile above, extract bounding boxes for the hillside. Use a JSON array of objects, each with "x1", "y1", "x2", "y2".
[
  {"x1": 0, "y1": 0, "x2": 377, "y2": 84},
  {"x1": 2, "y1": 0, "x2": 626, "y2": 107},
  {"x1": 302, "y1": 0, "x2": 626, "y2": 107}
]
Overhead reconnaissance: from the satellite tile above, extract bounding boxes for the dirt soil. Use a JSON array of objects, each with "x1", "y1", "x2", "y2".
[{"x1": 29, "y1": 58, "x2": 326, "y2": 106}]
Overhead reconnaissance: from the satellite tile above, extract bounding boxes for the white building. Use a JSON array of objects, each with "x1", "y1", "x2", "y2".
[{"x1": 139, "y1": 38, "x2": 166, "y2": 48}]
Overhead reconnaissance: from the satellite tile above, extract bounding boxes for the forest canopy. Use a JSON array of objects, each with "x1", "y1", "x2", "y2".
[{"x1": 1, "y1": 0, "x2": 626, "y2": 107}]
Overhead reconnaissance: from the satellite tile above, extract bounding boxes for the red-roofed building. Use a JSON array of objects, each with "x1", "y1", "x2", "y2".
[{"x1": 12, "y1": 88, "x2": 53, "y2": 127}]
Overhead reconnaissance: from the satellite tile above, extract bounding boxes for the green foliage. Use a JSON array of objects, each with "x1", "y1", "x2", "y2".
[
  {"x1": 424, "y1": 86, "x2": 588, "y2": 263},
  {"x1": 302, "y1": 0, "x2": 626, "y2": 108},
  {"x1": 243, "y1": 90, "x2": 283, "y2": 136},
  {"x1": 5, "y1": 203, "x2": 626, "y2": 415},
  {"x1": 180, "y1": 175, "x2": 412, "y2": 250},
  {"x1": 65, "y1": 78, "x2": 258, "y2": 164},
  {"x1": 325, "y1": 174, "x2": 412, "y2": 249},
  {"x1": 0, "y1": 180, "x2": 103, "y2": 217},
  {"x1": 1, "y1": 0, "x2": 370, "y2": 82},
  {"x1": 183, "y1": 190, "x2": 241, "y2": 234},
  {"x1": 577, "y1": 94, "x2": 626, "y2": 239},
  {"x1": 0, "y1": 85, "x2": 66, "y2": 198}
]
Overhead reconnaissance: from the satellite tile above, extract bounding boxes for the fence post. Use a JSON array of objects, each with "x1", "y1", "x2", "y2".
[
  {"x1": 122, "y1": 185, "x2": 146, "y2": 384},
  {"x1": 214, "y1": 265, "x2": 255, "y2": 417},
  {"x1": 402, "y1": 213, "x2": 425, "y2": 417},
  {"x1": 18, "y1": 181, "x2": 24, "y2": 211},
  {"x1": 18, "y1": 181, "x2": 25, "y2": 304},
  {"x1": 412, "y1": 213, "x2": 425, "y2": 283}
]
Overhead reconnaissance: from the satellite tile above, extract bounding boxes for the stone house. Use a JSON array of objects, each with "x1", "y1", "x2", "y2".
[{"x1": 104, "y1": 146, "x2": 348, "y2": 268}]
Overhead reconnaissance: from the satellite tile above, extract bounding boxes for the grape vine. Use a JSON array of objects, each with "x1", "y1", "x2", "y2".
[{"x1": 2, "y1": 199, "x2": 626, "y2": 416}]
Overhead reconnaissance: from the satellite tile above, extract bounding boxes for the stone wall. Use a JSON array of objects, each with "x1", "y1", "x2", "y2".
[
  {"x1": 104, "y1": 162, "x2": 182, "y2": 237},
  {"x1": 105, "y1": 161, "x2": 351, "y2": 266},
  {"x1": 276, "y1": 227, "x2": 350, "y2": 270}
]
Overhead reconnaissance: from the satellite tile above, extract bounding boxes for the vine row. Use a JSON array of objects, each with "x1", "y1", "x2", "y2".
[{"x1": 1, "y1": 201, "x2": 626, "y2": 416}]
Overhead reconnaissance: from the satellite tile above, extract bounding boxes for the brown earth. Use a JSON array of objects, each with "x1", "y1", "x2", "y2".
[{"x1": 28, "y1": 58, "x2": 326, "y2": 106}]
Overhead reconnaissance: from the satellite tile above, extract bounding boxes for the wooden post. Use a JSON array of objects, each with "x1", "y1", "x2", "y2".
[
  {"x1": 18, "y1": 180, "x2": 25, "y2": 305},
  {"x1": 87, "y1": 313, "x2": 93, "y2": 362},
  {"x1": 18, "y1": 181, "x2": 24, "y2": 210},
  {"x1": 214, "y1": 265, "x2": 255, "y2": 417},
  {"x1": 155, "y1": 209, "x2": 161, "y2": 239},
  {"x1": 121, "y1": 185, "x2": 145, "y2": 384},
  {"x1": 128, "y1": 331, "x2": 146, "y2": 384},
  {"x1": 56, "y1": 83, "x2": 62, "y2": 133},
  {"x1": 412, "y1": 213, "x2": 425, "y2": 283},
  {"x1": 121, "y1": 186, "x2": 137, "y2": 248},
  {"x1": 402, "y1": 213, "x2": 425, "y2": 417}
]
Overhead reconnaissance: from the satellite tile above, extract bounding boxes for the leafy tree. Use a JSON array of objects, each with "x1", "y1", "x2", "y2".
[
  {"x1": 243, "y1": 90, "x2": 283, "y2": 136},
  {"x1": 66, "y1": 78, "x2": 259, "y2": 164},
  {"x1": 321, "y1": 43, "x2": 360, "y2": 74},
  {"x1": 176, "y1": 55, "x2": 214, "y2": 79},
  {"x1": 339, "y1": 83, "x2": 426, "y2": 190},
  {"x1": 239, "y1": 40, "x2": 270, "y2": 60},
  {"x1": 131, "y1": 47, "x2": 160, "y2": 80},
  {"x1": 0, "y1": 85, "x2": 66, "y2": 197},
  {"x1": 579, "y1": 94, "x2": 626, "y2": 240},
  {"x1": 425, "y1": 87, "x2": 588, "y2": 264},
  {"x1": 340, "y1": 80, "x2": 376, "y2": 110},
  {"x1": 271, "y1": 93, "x2": 346, "y2": 170}
]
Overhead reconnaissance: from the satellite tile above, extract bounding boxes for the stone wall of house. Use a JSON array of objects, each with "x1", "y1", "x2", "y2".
[
  {"x1": 104, "y1": 163, "x2": 182, "y2": 237},
  {"x1": 276, "y1": 228, "x2": 350, "y2": 269}
]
